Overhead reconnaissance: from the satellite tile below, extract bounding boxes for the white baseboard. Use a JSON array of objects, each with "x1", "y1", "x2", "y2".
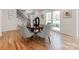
[
  {"x1": 53, "y1": 30, "x2": 76, "y2": 39},
  {"x1": 60, "y1": 32, "x2": 78, "y2": 40}
]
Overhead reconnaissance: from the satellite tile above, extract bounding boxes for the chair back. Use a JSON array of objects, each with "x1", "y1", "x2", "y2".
[
  {"x1": 38, "y1": 25, "x2": 52, "y2": 39},
  {"x1": 42, "y1": 25, "x2": 51, "y2": 34},
  {"x1": 33, "y1": 16, "x2": 40, "y2": 28},
  {"x1": 20, "y1": 25, "x2": 33, "y2": 38}
]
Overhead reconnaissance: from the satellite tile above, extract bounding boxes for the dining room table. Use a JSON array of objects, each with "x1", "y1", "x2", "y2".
[
  {"x1": 27, "y1": 26, "x2": 43, "y2": 34},
  {"x1": 26, "y1": 25, "x2": 44, "y2": 39}
]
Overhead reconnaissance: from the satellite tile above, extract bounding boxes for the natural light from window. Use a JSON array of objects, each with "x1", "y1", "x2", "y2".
[{"x1": 53, "y1": 11, "x2": 60, "y2": 31}]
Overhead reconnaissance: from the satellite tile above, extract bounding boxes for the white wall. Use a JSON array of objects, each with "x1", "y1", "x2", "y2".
[
  {"x1": 60, "y1": 9, "x2": 77, "y2": 37},
  {"x1": 29, "y1": 10, "x2": 48, "y2": 25},
  {"x1": 76, "y1": 9, "x2": 79, "y2": 37},
  {"x1": 78, "y1": 10, "x2": 79, "y2": 37},
  {"x1": 35, "y1": 10, "x2": 46, "y2": 25},
  {"x1": 41, "y1": 11, "x2": 47, "y2": 25},
  {"x1": 0, "y1": 10, "x2": 2, "y2": 36},
  {"x1": 2, "y1": 9, "x2": 18, "y2": 32}
]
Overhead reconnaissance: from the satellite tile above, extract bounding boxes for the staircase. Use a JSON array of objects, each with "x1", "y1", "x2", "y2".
[
  {"x1": 17, "y1": 9, "x2": 27, "y2": 20},
  {"x1": 17, "y1": 9, "x2": 31, "y2": 26}
]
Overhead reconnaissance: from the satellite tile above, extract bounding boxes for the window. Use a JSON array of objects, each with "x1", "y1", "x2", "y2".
[
  {"x1": 46, "y1": 12, "x2": 51, "y2": 24},
  {"x1": 53, "y1": 11, "x2": 60, "y2": 31}
]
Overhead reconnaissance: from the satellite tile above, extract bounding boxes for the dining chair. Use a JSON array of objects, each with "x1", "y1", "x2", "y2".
[
  {"x1": 33, "y1": 16, "x2": 40, "y2": 28},
  {"x1": 38, "y1": 25, "x2": 52, "y2": 43},
  {"x1": 19, "y1": 25, "x2": 34, "y2": 39}
]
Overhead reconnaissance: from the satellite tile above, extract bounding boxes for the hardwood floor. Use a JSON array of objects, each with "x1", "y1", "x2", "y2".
[
  {"x1": 0, "y1": 30, "x2": 49, "y2": 50},
  {"x1": 0, "y1": 30, "x2": 79, "y2": 50}
]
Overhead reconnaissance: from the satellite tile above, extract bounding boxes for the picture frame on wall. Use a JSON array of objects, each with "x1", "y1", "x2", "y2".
[{"x1": 63, "y1": 10, "x2": 72, "y2": 18}]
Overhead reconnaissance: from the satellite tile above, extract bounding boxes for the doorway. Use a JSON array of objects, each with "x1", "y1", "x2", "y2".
[{"x1": 52, "y1": 11, "x2": 60, "y2": 32}]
